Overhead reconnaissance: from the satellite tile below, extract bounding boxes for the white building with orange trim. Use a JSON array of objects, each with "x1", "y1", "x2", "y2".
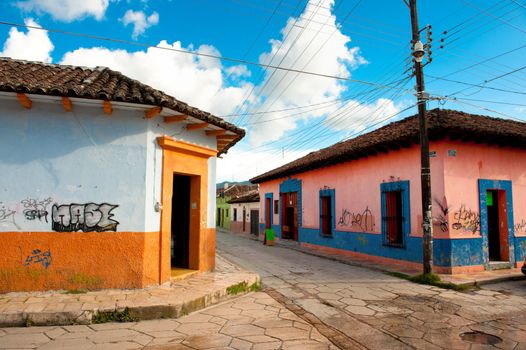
[{"x1": 0, "y1": 58, "x2": 245, "y2": 292}]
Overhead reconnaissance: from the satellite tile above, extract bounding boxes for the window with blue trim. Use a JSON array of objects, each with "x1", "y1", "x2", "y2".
[
  {"x1": 319, "y1": 189, "x2": 335, "y2": 237},
  {"x1": 381, "y1": 181, "x2": 410, "y2": 247}
]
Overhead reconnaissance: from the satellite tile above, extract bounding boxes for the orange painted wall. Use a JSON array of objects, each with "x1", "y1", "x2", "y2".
[
  {"x1": 0, "y1": 231, "x2": 160, "y2": 293},
  {"x1": 158, "y1": 138, "x2": 217, "y2": 284}
]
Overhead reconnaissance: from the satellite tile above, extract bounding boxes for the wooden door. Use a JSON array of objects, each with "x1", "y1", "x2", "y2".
[{"x1": 250, "y1": 210, "x2": 259, "y2": 236}]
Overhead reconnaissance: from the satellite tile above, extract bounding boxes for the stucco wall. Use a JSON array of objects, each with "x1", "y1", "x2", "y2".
[
  {"x1": 258, "y1": 140, "x2": 526, "y2": 271},
  {"x1": 442, "y1": 140, "x2": 526, "y2": 266},
  {"x1": 0, "y1": 95, "x2": 220, "y2": 291},
  {"x1": 259, "y1": 144, "x2": 446, "y2": 235}
]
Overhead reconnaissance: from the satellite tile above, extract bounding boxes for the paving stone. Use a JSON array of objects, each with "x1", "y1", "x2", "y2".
[
  {"x1": 37, "y1": 338, "x2": 96, "y2": 350},
  {"x1": 265, "y1": 326, "x2": 310, "y2": 341},
  {"x1": 87, "y1": 329, "x2": 141, "y2": 344},
  {"x1": 1, "y1": 333, "x2": 50, "y2": 348},
  {"x1": 176, "y1": 321, "x2": 222, "y2": 335},
  {"x1": 91, "y1": 341, "x2": 141, "y2": 349},
  {"x1": 281, "y1": 339, "x2": 330, "y2": 349},
  {"x1": 344, "y1": 305, "x2": 375, "y2": 316},
  {"x1": 131, "y1": 319, "x2": 179, "y2": 332},
  {"x1": 253, "y1": 318, "x2": 293, "y2": 329},
  {"x1": 251, "y1": 342, "x2": 282, "y2": 350},
  {"x1": 221, "y1": 324, "x2": 265, "y2": 337},
  {"x1": 182, "y1": 334, "x2": 232, "y2": 348}
]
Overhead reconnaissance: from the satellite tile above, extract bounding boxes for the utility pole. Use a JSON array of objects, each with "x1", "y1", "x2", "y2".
[{"x1": 408, "y1": 0, "x2": 433, "y2": 274}]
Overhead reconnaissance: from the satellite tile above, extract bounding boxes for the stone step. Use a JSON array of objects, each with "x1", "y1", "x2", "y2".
[{"x1": 488, "y1": 261, "x2": 511, "y2": 270}]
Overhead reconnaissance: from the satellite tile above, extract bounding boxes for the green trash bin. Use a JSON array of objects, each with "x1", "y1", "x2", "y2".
[{"x1": 265, "y1": 229, "x2": 275, "y2": 246}]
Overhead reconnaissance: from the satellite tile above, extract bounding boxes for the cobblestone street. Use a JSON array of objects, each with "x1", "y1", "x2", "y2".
[
  {"x1": 217, "y1": 232, "x2": 526, "y2": 349},
  {"x1": 2, "y1": 231, "x2": 526, "y2": 349}
]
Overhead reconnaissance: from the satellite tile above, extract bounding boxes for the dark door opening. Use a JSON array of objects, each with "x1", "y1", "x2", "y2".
[
  {"x1": 281, "y1": 192, "x2": 298, "y2": 240},
  {"x1": 385, "y1": 190, "x2": 403, "y2": 246},
  {"x1": 487, "y1": 190, "x2": 502, "y2": 261},
  {"x1": 265, "y1": 198, "x2": 271, "y2": 229},
  {"x1": 321, "y1": 196, "x2": 332, "y2": 236},
  {"x1": 242, "y1": 207, "x2": 246, "y2": 232},
  {"x1": 171, "y1": 174, "x2": 191, "y2": 269},
  {"x1": 250, "y1": 209, "x2": 259, "y2": 236}
]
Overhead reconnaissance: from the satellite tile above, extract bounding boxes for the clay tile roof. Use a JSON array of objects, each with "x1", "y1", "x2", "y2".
[
  {"x1": 228, "y1": 190, "x2": 260, "y2": 204},
  {"x1": 0, "y1": 57, "x2": 245, "y2": 155},
  {"x1": 250, "y1": 108, "x2": 526, "y2": 183}
]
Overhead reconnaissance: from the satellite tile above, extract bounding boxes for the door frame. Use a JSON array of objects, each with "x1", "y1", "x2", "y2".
[
  {"x1": 478, "y1": 179, "x2": 515, "y2": 267},
  {"x1": 158, "y1": 136, "x2": 216, "y2": 283}
]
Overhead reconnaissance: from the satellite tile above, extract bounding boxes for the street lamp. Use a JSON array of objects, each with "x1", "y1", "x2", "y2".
[{"x1": 413, "y1": 41, "x2": 425, "y2": 62}]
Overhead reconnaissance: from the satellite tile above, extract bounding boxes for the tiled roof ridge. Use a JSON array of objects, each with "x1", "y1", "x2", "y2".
[
  {"x1": 250, "y1": 108, "x2": 526, "y2": 183},
  {"x1": 0, "y1": 57, "x2": 245, "y2": 154}
]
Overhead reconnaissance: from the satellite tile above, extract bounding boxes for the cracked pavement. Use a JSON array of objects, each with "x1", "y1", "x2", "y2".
[
  {"x1": 2, "y1": 231, "x2": 526, "y2": 349},
  {"x1": 217, "y1": 232, "x2": 526, "y2": 349}
]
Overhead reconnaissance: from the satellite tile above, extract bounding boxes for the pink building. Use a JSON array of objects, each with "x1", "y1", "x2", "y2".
[{"x1": 251, "y1": 109, "x2": 526, "y2": 274}]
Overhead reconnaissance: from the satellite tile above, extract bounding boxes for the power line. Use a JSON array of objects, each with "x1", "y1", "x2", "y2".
[
  {"x1": 234, "y1": 0, "x2": 327, "y2": 125},
  {"x1": 510, "y1": 0, "x2": 526, "y2": 9},
  {"x1": 426, "y1": 74, "x2": 526, "y2": 96},
  {"x1": 0, "y1": 20, "x2": 410, "y2": 91},
  {"x1": 252, "y1": 0, "x2": 364, "y2": 121},
  {"x1": 442, "y1": 97, "x2": 525, "y2": 122},
  {"x1": 459, "y1": 0, "x2": 526, "y2": 34}
]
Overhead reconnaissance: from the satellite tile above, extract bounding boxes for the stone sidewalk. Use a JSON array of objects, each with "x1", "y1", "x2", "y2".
[
  {"x1": 0, "y1": 255, "x2": 260, "y2": 327},
  {"x1": 0, "y1": 292, "x2": 336, "y2": 350},
  {"x1": 272, "y1": 238, "x2": 525, "y2": 286}
]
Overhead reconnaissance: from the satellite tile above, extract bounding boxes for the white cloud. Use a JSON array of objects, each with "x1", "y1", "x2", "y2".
[
  {"x1": 246, "y1": 0, "x2": 365, "y2": 147},
  {"x1": 16, "y1": 0, "x2": 110, "y2": 22},
  {"x1": 60, "y1": 40, "x2": 254, "y2": 116},
  {"x1": 226, "y1": 65, "x2": 251, "y2": 79},
  {"x1": 324, "y1": 98, "x2": 401, "y2": 132},
  {"x1": 121, "y1": 10, "x2": 159, "y2": 39},
  {"x1": 0, "y1": 18, "x2": 54, "y2": 63},
  {"x1": 217, "y1": 148, "x2": 312, "y2": 182}
]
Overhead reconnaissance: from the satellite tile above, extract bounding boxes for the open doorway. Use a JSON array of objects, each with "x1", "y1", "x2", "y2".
[
  {"x1": 487, "y1": 190, "x2": 509, "y2": 262},
  {"x1": 281, "y1": 192, "x2": 298, "y2": 240},
  {"x1": 171, "y1": 174, "x2": 191, "y2": 269}
]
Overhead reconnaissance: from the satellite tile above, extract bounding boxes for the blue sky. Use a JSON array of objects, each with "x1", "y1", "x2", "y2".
[{"x1": 1, "y1": 0, "x2": 525, "y2": 181}]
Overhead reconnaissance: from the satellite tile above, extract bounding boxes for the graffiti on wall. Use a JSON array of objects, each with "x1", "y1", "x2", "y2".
[
  {"x1": 452, "y1": 205, "x2": 480, "y2": 234},
  {"x1": 434, "y1": 197, "x2": 450, "y2": 233},
  {"x1": 515, "y1": 220, "x2": 526, "y2": 235},
  {"x1": 52, "y1": 203, "x2": 119, "y2": 232},
  {"x1": 338, "y1": 206, "x2": 374, "y2": 232},
  {"x1": 0, "y1": 202, "x2": 20, "y2": 229},
  {"x1": 25, "y1": 249, "x2": 52, "y2": 269},
  {"x1": 21, "y1": 197, "x2": 53, "y2": 222}
]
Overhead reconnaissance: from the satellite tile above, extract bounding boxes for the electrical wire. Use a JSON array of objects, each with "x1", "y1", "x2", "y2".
[
  {"x1": 459, "y1": 0, "x2": 526, "y2": 34},
  {"x1": 0, "y1": 20, "x2": 409, "y2": 92}
]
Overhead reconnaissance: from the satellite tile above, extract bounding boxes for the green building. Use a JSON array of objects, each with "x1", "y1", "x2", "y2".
[{"x1": 216, "y1": 183, "x2": 257, "y2": 231}]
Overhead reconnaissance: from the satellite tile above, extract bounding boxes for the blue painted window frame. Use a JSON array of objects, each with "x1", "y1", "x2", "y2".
[
  {"x1": 319, "y1": 189, "x2": 335, "y2": 237},
  {"x1": 264, "y1": 193, "x2": 273, "y2": 228},
  {"x1": 381, "y1": 181, "x2": 410, "y2": 248},
  {"x1": 279, "y1": 178, "x2": 302, "y2": 231},
  {"x1": 478, "y1": 179, "x2": 515, "y2": 266}
]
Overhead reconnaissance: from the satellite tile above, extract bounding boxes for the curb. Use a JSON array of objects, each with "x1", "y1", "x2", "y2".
[
  {"x1": 0, "y1": 273, "x2": 260, "y2": 327},
  {"x1": 273, "y1": 241, "x2": 526, "y2": 288}
]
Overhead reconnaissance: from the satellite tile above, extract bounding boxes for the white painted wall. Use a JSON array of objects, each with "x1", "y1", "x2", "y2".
[
  {"x1": 0, "y1": 94, "x2": 220, "y2": 233},
  {"x1": 208, "y1": 157, "x2": 217, "y2": 228},
  {"x1": 231, "y1": 202, "x2": 260, "y2": 223}
]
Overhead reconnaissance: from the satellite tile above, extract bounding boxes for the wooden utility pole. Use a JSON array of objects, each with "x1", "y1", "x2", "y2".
[{"x1": 408, "y1": 0, "x2": 433, "y2": 274}]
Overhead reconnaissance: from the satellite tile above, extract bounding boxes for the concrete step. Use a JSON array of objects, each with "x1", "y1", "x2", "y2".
[{"x1": 488, "y1": 261, "x2": 512, "y2": 270}]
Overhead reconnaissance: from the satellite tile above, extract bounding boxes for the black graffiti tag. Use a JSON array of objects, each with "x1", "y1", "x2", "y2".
[
  {"x1": 25, "y1": 249, "x2": 52, "y2": 269},
  {"x1": 52, "y1": 203, "x2": 119, "y2": 232},
  {"x1": 338, "y1": 207, "x2": 373, "y2": 232},
  {"x1": 452, "y1": 205, "x2": 480, "y2": 234},
  {"x1": 21, "y1": 197, "x2": 53, "y2": 222}
]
